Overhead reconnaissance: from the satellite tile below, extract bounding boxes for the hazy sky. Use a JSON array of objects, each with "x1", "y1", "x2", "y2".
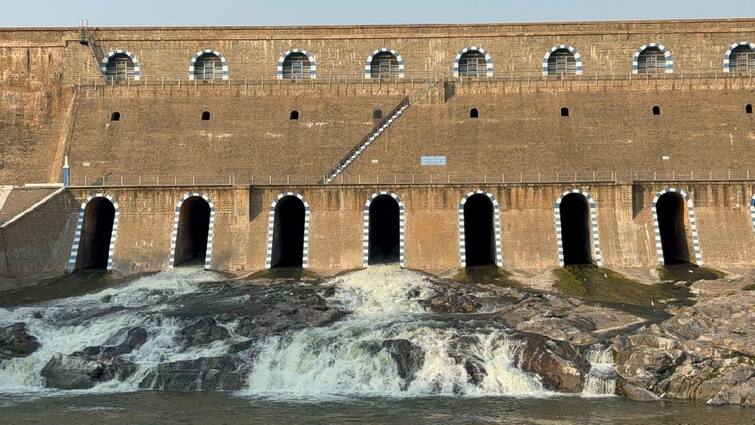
[{"x1": 0, "y1": 0, "x2": 751, "y2": 27}]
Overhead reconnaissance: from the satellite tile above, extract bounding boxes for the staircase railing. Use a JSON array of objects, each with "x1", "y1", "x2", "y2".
[
  {"x1": 321, "y1": 96, "x2": 410, "y2": 184},
  {"x1": 321, "y1": 77, "x2": 444, "y2": 184},
  {"x1": 79, "y1": 21, "x2": 105, "y2": 80}
]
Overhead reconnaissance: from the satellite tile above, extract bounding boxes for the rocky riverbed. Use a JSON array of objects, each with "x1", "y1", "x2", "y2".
[{"x1": 0, "y1": 266, "x2": 752, "y2": 406}]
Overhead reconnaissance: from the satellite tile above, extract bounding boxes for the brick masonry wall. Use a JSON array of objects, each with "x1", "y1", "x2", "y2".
[
  {"x1": 5, "y1": 19, "x2": 747, "y2": 82},
  {"x1": 61, "y1": 182, "x2": 755, "y2": 277},
  {"x1": 0, "y1": 190, "x2": 79, "y2": 277}
]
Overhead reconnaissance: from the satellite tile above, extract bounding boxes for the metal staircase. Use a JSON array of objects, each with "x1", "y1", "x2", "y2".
[
  {"x1": 322, "y1": 78, "x2": 440, "y2": 184},
  {"x1": 79, "y1": 20, "x2": 106, "y2": 79}
]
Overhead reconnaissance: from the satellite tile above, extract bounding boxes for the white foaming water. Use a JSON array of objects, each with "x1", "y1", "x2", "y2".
[
  {"x1": 1, "y1": 265, "x2": 617, "y2": 400},
  {"x1": 0, "y1": 268, "x2": 227, "y2": 394},
  {"x1": 582, "y1": 345, "x2": 617, "y2": 397},
  {"x1": 244, "y1": 266, "x2": 550, "y2": 399}
]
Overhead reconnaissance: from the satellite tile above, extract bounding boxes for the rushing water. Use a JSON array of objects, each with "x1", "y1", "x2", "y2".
[{"x1": 0, "y1": 266, "x2": 748, "y2": 424}]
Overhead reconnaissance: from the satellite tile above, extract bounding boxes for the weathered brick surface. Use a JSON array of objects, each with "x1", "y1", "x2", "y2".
[
  {"x1": 59, "y1": 182, "x2": 755, "y2": 276},
  {"x1": 0, "y1": 190, "x2": 78, "y2": 278}
]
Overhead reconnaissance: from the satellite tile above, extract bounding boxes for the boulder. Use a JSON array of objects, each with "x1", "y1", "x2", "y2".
[
  {"x1": 40, "y1": 327, "x2": 147, "y2": 389},
  {"x1": 423, "y1": 294, "x2": 481, "y2": 314},
  {"x1": 514, "y1": 333, "x2": 589, "y2": 393},
  {"x1": 79, "y1": 327, "x2": 148, "y2": 359},
  {"x1": 612, "y1": 275, "x2": 755, "y2": 405},
  {"x1": 40, "y1": 352, "x2": 137, "y2": 390},
  {"x1": 179, "y1": 318, "x2": 229, "y2": 346},
  {"x1": 382, "y1": 339, "x2": 426, "y2": 389},
  {"x1": 463, "y1": 358, "x2": 487, "y2": 386},
  {"x1": 0, "y1": 323, "x2": 40, "y2": 359},
  {"x1": 139, "y1": 355, "x2": 247, "y2": 391}
]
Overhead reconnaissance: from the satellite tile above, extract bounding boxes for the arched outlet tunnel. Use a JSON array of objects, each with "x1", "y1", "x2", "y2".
[
  {"x1": 173, "y1": 196, "x2": 211, "y2": 267},
  {"x1": 75, "y1": 198, "x2": 116, "y2": 270},
  {"x1": 271, "y1": 195, "x2": 306, "y2": 268},
  {"x1": 656, "y1": 192, "x2": 691, "y2": 264},
  {"x1": 559, "y1": 193, "x2": 593, "y2": 266},
  {"x1": 463, "y1": 194, "x2": 496, "y2": 267},
  {"x1": 368, "y1": 195, "x2": 400, "y2": 265}
]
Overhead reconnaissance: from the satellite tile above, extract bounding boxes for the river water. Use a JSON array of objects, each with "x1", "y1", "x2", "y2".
[{"x1": 0, "y1": 267, "x2": 751, "y2": 424}]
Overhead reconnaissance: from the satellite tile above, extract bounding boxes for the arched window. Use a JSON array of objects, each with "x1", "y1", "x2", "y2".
[
  {"x1": 637, "y1": 47, "x2": 667, "y2": 74},
  {"x1": 282, "y1": 52, "x2": 312, "y2": 80},
  {"x1": 459, "y1": 50, "x2": 487, "y2": 78},
  {"x1": 110, "y1": 112, "x2": 121, "y2": 122},
  {"x1": 104, "y1": 53, "x2": 136, "y2": 82},
  {"x1": 193, "y1": 52, "x2": 224, "y2": 81},
  {"x1": 747, "y1": 104, "x2": 753, "y2": 114},
  {"x1": 652, "y1": 106, "x2": 661, "y2": 116},
  {"x1": 561, "y1": 107, "x2": 570, "y2": 117},
  {"x1": 370, "y1": 51, "x2": 400, "y2": 79},
  {"x1": 547, "y1": 48, "x2": 577, "y2": 76},
  {"x1": 372, "y1": 109, "x2": 383, "y2": 120},
  {"x1": 729, "y1": 44, "x2": 755, "y2": 73},
  {"x1": 290, "y1": 110, "x2": 299, "y2": 120},
  {"x1": 470, "y1": 108, "x2": 479, "y2": 118},
  {"x1": 201, "y1": 111, "x2": 211, "y2": 121}
]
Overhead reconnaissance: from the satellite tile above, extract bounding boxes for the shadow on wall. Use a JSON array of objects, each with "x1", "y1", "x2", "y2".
[{"x1": 249, "y1": 189, "x2": 265, "y2": 222}]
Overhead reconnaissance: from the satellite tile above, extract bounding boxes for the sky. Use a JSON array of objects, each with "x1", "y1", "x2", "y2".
[{"x1": 0, "y1": 0, "x2": 751, "y2": 27}]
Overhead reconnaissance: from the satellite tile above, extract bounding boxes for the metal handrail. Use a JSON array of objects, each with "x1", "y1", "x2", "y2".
[
  {"x1": 65, "y1": 169, "x2": 754, "y2": 188},
  {"x1": 321, "y1": 96, "x2": 411, "y2": 183}
]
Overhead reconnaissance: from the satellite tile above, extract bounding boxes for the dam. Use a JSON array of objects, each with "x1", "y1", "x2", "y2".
[
  {"x1": 0, "y1": 19, "x2": 753, "y2": 279},
  {"x1": 0, "y1": 17, "x2": 754, "y2": 418}
]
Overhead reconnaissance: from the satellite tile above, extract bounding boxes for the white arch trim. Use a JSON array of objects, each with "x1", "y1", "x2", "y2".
[
  {"x1": 277, "y1": 49, "x2": 317, "y2": 79},
  {"x1": 453, "y1": 46, "x2": 494, "y2": 78},
  {"x1": 168, "y1": 192, "x2": 216, "y2": 270},
  {"x1": 67, "y1": 193, "x2": 120, "y2": 272},
  {"x1": 100, "y1": 50, "x2": 141, "y2": 81},
  {"x1": 458, "y1": 190, "x2": 503, "y2": 268},
  {"x1": 265, "y1": 192, "x2": 311, "y2": 269},
  {"x1": 651, "y1": 188, "x2": 703, "y2": 266},
  {"x1": 553, "y1": 189, "x2": 603, "y2": 267},
  {"x1": 188, "y1": 49, "x2": 229, "y2": 80},
  {"x1": 542, "y1": 44, "x2": 583, "y2": 76},
  {"x1": 364, "y1": 48, "x2": 405, "y2": 79},
  {"x1": 363, "y1": 191, "x2": 405, "y2": 268},
  {"x1": 723, "y1": 41, "x2": 755, "y2": 73},
  {"x1": 632, "y1": 43, "x2": 674, "y2": 74}
]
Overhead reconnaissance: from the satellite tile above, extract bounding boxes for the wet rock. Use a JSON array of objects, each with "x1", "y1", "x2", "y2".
[
  {"x1": 382, "y1": 339, "x2": 426, "y2": 389},
  {"x1": 613, "y1": 275, "x2": 755, "y2": 405},
  {"x1": 40, "y1": 327, "x2": 147, "y2": 389},
  {"x1": 40, "y1": 353, "x2": 137, "y2": 390},
  {"x1": 619, "y1": 382, "x2": 661, "y2": 401},
  {"x1": 464, "y1": 358, "x2": 487, "y2": 385},
  {"x1": 235, "y1": 292, "x2": 345, "y2": 339},
  {"x1": 79, "y1": 327, "x2": 148, "y2": 359},
  {"x1": 423, "y1": 294, "x2": 481, "y2": 313},
  {"x1": 179, "y1": 318, "x2": 229, "y2": 346},
  {"x1": 514, "y1": 333, "x2": 589, "y2": 393},
  {"x1": 0, "y1": 323, "x2": 40, "y2": 359},
  {"x1": 139, "y1": 355, "x2": 247, "y2": 391}
]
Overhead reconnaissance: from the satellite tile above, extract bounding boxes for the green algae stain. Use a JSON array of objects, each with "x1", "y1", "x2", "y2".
[
  {"x1": 554, "y1": 265, "x2": 691, "y2": 309},
  {"x1": 658, "y1": 264, "x2": 725, "y2": 284},
  {"x1": 451, "y1": 266, "x2": 524, "y2": 288}
]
